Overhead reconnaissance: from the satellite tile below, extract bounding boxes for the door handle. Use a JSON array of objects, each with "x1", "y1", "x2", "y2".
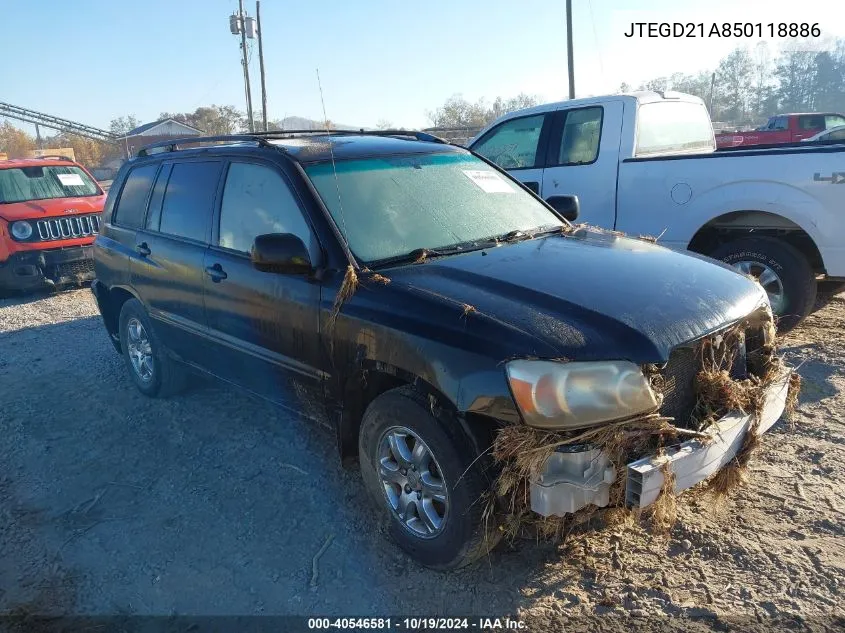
[
  {"x1": 205, "y1": 263, "x2": 228, "y2": 282},
  {"x1": 135, "y1": 242, "x2": 151, "y2": 257},
  {"x1": 523, "y1": 181, "x2": 540, "y2": 194}
]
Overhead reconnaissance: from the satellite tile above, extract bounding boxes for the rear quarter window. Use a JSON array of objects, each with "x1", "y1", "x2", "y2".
[{"x1": 113, "y1": 164, "x2": 159, "y2": 229}]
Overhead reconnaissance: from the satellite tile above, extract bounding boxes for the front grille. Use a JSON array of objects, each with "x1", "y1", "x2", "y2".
[
  {"x1": 35, "y1": 214, "x2": 100, "y2": 241},
  {"x1": 658, "y1": 345, "x2": 700, "y2": 425},
  {"x1": 657, "y1": 327, "x2": 753, "y2": 427},
  {"x1": 54, "y1": 259, "x2": 94, "y2": 278}
]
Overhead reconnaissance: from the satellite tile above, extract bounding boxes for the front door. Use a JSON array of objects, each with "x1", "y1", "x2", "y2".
[
  {"x1": 470, "y1": 113, "x2": 552, "y2": 196},
  {"x1": 202, "y1": 159, "x2": 325, "y2": 420},
  {"x1": 540, "y1": 101, "x2": 622, "y2": 229}
]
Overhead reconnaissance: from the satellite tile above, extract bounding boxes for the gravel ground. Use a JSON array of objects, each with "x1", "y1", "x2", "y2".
[{"x1": 1, "y1": 288, "x2": 843, "y2": 631}]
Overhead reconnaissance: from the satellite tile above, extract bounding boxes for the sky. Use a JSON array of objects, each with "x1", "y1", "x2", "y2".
[{"x1": 3, "y1": 0, "x2": 844, "y2": 134}]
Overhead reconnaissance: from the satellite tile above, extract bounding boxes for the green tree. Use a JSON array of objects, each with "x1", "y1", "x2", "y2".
[
  {"x1": 109, "y1": 115, "x2": 140, "y2": 137},
  {"x1": 774, "y1": 50, "x2": 817, "y2": 111},
  {"x1": 714, "y1": 48, "x2": 754, "y2": 122},
  {"x1": 812, "y1": 51, "x2": 844, "y2": 112}
]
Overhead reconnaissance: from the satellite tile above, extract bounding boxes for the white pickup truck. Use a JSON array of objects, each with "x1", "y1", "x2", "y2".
[{"x1": 468, "y1": 91, "x2": 845, "y2": 331}]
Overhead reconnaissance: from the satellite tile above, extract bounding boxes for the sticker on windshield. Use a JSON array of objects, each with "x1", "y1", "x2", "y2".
[
  {"x1": 57, "y1": 173, "x2": 85, "y2": 187},
  {"x1": 462, "y1": 170, "x2": 515, "y2": 194}
]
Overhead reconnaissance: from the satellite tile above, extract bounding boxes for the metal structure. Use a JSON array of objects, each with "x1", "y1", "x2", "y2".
[
  {"x1": 566, "y1": 0, "x2": 575, "y2": 99},
  {"x1": 230, "y1": 2, "x2": 256, "y2": 133},
  {"x1": 0, "y1": 101, "x2": 118, "y2": 144},
  {"x1": 256, "y1": 0, "x2": 268, "y2": 132}
]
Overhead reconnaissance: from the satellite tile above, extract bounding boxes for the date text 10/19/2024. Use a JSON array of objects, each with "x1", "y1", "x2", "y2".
[
  {"x1": 308, "y1": 618, "x2": 526, "y2": 630},
  {"x1": 624, "y1": 22, "x2": 821, "y2": 38}
]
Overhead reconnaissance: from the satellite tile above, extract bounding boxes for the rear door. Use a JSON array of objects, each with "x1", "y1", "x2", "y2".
[
  {"x1": 541, "y1": 102, "x2": 620, "y2": 228},
  {"x1": 201, "y1": 158, "x2": 325, "y2": 414},
  {"x1": 130, "y1": 159, "x2": 224, "y2": 361},
  {"x1": 470, "y1": 113, "x2": 552, "y2": 195}
]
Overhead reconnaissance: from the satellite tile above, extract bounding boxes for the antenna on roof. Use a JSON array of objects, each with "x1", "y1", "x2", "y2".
[{"x1": 316, "y1": 68, "x2": 349, "y2": 246}]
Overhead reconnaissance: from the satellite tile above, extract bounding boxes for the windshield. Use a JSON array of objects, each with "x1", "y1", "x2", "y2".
[
  {"x1": 0, "y1": 165, "x2": 100, "y2": 204},
  {"x1": 305, "y1": 152, "x2": 562, "y2": 264},
  {"x1": 635, "y1": 101, "x2": 715, "y2": 156}
]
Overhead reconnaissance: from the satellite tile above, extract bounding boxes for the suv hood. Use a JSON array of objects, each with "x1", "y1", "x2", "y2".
[
  {"x1": 0, "y1": 195, "x2": 106, "y2": 222},
  {"x1": 384, "y1": 230, "x2": 767, "y2": 363}
]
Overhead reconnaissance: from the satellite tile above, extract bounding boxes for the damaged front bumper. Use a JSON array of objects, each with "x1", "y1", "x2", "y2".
[{"x1": 530, "y1": 367, "x2": 793, "y2": 516}]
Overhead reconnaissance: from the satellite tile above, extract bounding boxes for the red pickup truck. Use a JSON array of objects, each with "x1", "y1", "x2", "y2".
[{"x1": 716, "y1": 112, "x2": 845, "y2": 149}]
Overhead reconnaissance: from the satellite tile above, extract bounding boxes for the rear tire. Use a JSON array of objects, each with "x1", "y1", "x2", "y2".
[
  {"x1": 359, "y1": 386, "x2": 499, "y2": 570},
  {"x1": 118, "y1": 298, "x2": 187, "y2": 398},
  {"x1": 709, "y1": 236, "x2": 816, "y2": 333}
]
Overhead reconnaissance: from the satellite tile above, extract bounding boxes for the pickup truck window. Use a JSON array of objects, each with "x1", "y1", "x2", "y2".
[
  {"x1": 471, "y1": 114, "x2": 545, "y2": 169},
  {"x1": 635, "y1": 101, "x2": 714, "y2": 156},
  {"x1": 825, "y1": 115, "x2": 845, "y2": 129},
  {"x1": 0, "y1": 165, "x2": 100, "y2": 205},
  {"x1": 799, "y1": 115, "x2": 824, "y2": 130},
  {"x1": 771, "y1": 117, "x2": 788, "y2": 130},
  {"x1": 219, "y1": 162, "x2": 312, "y2": 254},
  {"x1": 305, "y1": 152, "x2": 562, "y2": 264},
  {"x1": 554, "y1": 107, "x2": 602, "y2": 166},
  {"x1": 113, "y1": 164, "x2": 158, "y2": 229},
  {"x1": 159, "y1": 161, "x2": 222, "y2": 243}
]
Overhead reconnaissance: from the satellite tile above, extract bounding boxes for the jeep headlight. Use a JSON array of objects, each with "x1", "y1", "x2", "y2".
[
  {"x1": 506, "y1": 360, "x2": 660, "y2": 430},
  {"x1": 11, "y1": 221, "x2": 33, "y2": 240}
]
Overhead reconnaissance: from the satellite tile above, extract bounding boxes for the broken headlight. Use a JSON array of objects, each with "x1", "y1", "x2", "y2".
[{"x1": 506, "y1": 360, "x2": 660, "y2": 430}]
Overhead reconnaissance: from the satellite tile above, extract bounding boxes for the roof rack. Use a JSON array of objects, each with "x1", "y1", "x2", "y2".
[
  {"x1": 136, "y1": 129, "x2": 450, "y2": 158},
  {"x1": 136, "y1": 134, "x2": 277, "y2": 157},
  {"x1": 251, "y1": 129, "x2": 449, "y2": 144}
]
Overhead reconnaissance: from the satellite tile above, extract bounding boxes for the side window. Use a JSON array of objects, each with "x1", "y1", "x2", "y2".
[
  {"x1": 218, "y1": 162, "x2": 312, "y2": 254},
  {"x1": 825, "y1": 115, "x2": 845, "y2": 129},
  {"x1": 113, "y1": 164, "x2": 158, "y2": 228},
  {"x1": 828, "y1": 129, "x2": 845, "y2": 141},
  {"x1": 799, "y1": 115, "x2": 824, "y2": 130},
  {"x1": 159, "y1": 161, "x2": 222, "y2": 242},
  {"x1": 771, "y1": 117, "x2": 788, "y2": 131},
  {"x1": 554, "y1": 107, "x2": 603, "y2": 166},
  {"x1": 472, "y1": 115, "x2": 545, "y2": 169}
]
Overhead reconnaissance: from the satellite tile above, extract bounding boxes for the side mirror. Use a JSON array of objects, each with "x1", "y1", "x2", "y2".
[
  {"x1": 546, "y1": 195, "x2": 580, "y2": 222},
  {"x1": 251, "y1": 233, "x2": 312, "y2": 274}
]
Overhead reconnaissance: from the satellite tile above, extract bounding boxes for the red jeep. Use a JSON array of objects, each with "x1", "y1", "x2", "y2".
[{"x1": 0, "y1": 156, "x2": 106, "y2": 292}]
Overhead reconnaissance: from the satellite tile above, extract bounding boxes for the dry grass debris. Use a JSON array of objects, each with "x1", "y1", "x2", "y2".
[{"x1": 489, "y1": 305, "x2": 799, "y2": 539}]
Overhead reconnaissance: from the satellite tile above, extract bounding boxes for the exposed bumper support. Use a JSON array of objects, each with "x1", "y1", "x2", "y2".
[
  {"x1": 626, "y1": 368, "x2": 791, "y2": 508},
  {"x1": 529, "y1": 368, "x2": 792, "y2": 517}
]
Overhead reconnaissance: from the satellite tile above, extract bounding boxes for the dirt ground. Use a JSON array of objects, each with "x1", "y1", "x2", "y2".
[{"x1": 1, "y1": 288, "x2": 843, "y2": 631}]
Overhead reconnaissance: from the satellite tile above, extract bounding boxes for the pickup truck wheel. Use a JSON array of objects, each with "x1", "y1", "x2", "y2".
[
  {"x1": 710, "y1": 236, "x2": 817, "y2": 333},
  {"x1": 118, "y1": 299, "x2": 187, "y2": 398},
  {"x1": 359, "y1": 386, "x2": 499, "y2": 570}
]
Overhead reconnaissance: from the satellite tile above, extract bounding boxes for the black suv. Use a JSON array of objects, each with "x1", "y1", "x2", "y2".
[{"x1": 92, "y1": 131, "x2": 787, "y2": 570}]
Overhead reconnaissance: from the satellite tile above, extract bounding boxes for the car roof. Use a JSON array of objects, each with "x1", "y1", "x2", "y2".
[
  {"x1": 807, "y1": 125, "x2": 845, "y2": 140},
  {"x1": 0, "y1": 157, "x2": 79, "y2": 169}
]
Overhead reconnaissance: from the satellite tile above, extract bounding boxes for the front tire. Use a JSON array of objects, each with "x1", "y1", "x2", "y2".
[
  {"x1": 710, "y1": 236, "x2": 817, "y2": 333},
  {"x1": 359, "y1": 386, "x2": 499, "y2": 570},
  {"x1": 118, "y1": 298, "x2": 187, "y2": 398}
]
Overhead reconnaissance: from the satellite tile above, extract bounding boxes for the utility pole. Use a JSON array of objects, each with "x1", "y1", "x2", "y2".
[
  {"x1": 708, "y1": 72, "x2": 716, "y2": 115},
  {"x1": 566, "y1": 0, "x2": 575, "y2": 99},
  {"x1": 256, "y1": 1, "x2": 268, "y2": 131},
  {"x1": 231, "y1": 0, "x2": 255, "y2": 132}
]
